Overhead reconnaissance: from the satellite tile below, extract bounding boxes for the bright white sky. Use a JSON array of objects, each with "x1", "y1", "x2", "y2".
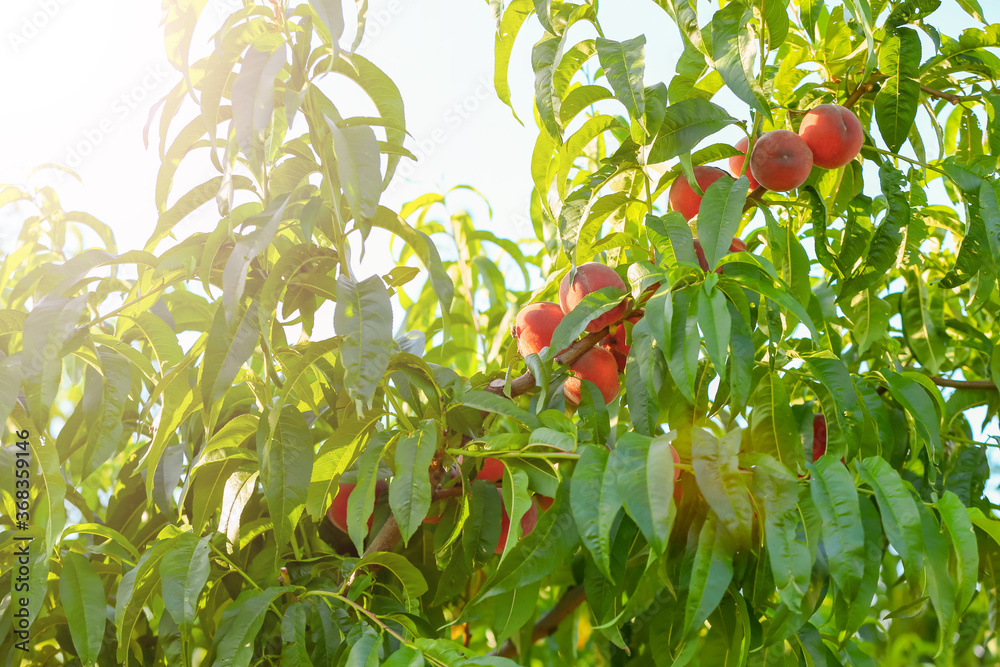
[{"x1": 0, "y1": 0, "x2": 997, "y2": 477}]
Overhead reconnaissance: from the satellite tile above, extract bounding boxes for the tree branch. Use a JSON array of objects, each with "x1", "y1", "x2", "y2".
[
  {"x1": 485, "y1": 306, "x2": 642, "y2": 398},
  {"x1": 494, "y1": 585, "x2": 588, "y2": 658},
  {"x1": 930, "y1": 376, "x2": 997, "y2": 391}
]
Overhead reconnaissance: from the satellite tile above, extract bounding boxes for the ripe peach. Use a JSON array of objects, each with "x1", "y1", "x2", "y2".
[
  {"x1": 812, "y1": 414, "x2": 827, "y2": 462},
  {"x1": 327, "y1": 480, "x2": 388, "y2": 534},
  {"x1": 514, "y1": 302, "x2": 564, "y2": 357},
  {"x1": 798, "y1": 104, "x2": 863, "y2": 169},
  {"x1": 558, "y1": 262, "x2": 627, "y2": 332},
  {"x1": 478, "y1": 457, "x2": 505, "y2": 483},
  {"x1": 536, "y1": 495, "x2": 554, "y2": 512},
  {"x1": 563, "y1": 347, "x2": 621, "y2": 405},
  {"x1": 668, "y1": 166, "x2": 729, "y2": 221},
  {"x1": 729, "y1": 137, "x2": 762, "y2": 190},
  {"x1": 749, "y1": 130, "x2": 813, "y2": 192},
  {"x1": 693, "y1": 238, "x2": 747, "y2": 273},
  {"x1": 496, "y1": 491, "x2": 539, "y2": 554},
  {"x1": 601, "y1": 315, "x2": 642, "y2": 372}
]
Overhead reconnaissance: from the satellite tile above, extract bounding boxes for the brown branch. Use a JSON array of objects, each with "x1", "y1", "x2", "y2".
[
  {"x1": 919, "y1": 84, "x2": 979, "y2": 105},
  {"x1": 433, "y1": 485, "x2": 467, "y2": 501},
  {"x1": 930, "y1": 376, "x2": 997, "y2": 391},
  {"x1": 486, "y1": 306, "x2": 643, "y2": 399},
  {"x1": 494, "y1": 585, "x2": 588, "y2": 658},
  {"x1": 743, "y1": 185, "x2": 768, "y2": 213},
  {"x1": 844, "y1": 74, "x2": 882, "y2": 109}
]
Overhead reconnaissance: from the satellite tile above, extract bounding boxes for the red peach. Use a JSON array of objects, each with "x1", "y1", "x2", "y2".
[
  {"x1": 812, "y1": 414, "x2": 827, "y2": 462},
  {"x1": 496, "y1": 492, "x2": 539, "y2": 554},
  {"x1": 601, "y1": 315, "x2": 642, "y2": 373},
  {"x1": 749, "y1": 130, "x2": 814, "y2": 192},
  {"x1": 668, "y1": 165, "x2": 729, "y2": 221},
  {"x1": 558, "y1": 262, "x2": 628, "y2": 332},
  {"x1": 478, "y1": 457, "x2": 505, "y2": 483},
  {"x1": 536, "y1": 495, "x2": 554, "y2": 512},
  {"x1": 514, "y1": 302, "x2": 565, "y2": 357},
  {"x1": 730, "y1": 137, "x2": 762, "y2": 190},
  {"x1": 798, "y1": 104, "x2": 864, "y2": 169},
  {"x1": 563, "y1": 347, "x2": 621, "y2": 405},
  {"x1": 326, "y1": 480, "x2": 388, "y2": 534},
  {"x1": 671, "y1": 444, "x2": 682, "y2": 483}
]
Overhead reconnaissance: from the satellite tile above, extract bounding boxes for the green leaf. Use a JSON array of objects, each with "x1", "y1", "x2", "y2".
[
  {"x1": 646, "y1": 99, "x2": 738, "y2": 163},
  {"x1": 572, "y1": 445, "x2": 623, "y2": 580},
  {"x1": 711, "y1": 2, "x2": 771, "y2": 121},
  {"x1": 698, "y1": 285, "x2": 731, "y2": 381},
  {"x1": 160, "y1": 533, "x2": 212, "y2": 632},
  {"x1": 937, "y1": 491, "x2": 978, "y2": 613},
  {"x1": 624, "y1": 318, "x2": 662, "y2": 436},
  {"x1": 800, "y1": 351, "x2": 865, "y2": 461},
  {"x1": 280, "y1": 601, "x2": 312, "y2": 667},
  {"x1": 309, "y1": 0, "x2": 345, "y2": 45},
  {"x1": 917, "y1": 501, "x2": 956, "y2": 642},
  {"x1": 222, "y1": 197, "x2": 289, "y2": 321},
  {"x1": 882, "y1": 370, "x2": 943, "y2": 461},
  {"x1": 874, "y1": 29, "x2": 921, "y2": 153},
  {"x1": 698, "y1": 175, "x2": 748, "y2": 269},
  {"x1": 390, "y1": 420, "x2": 438, "y2": 545},
  {"x1": 330, "y1": 124, "x2": 382, "y2": 221},
  {"x1": 533, "y1": 33, "x2": 565, "y2": 140},
  {"x1": 59, "y1": 552, "x2": 106, "y2": 665},
  {"x1": 692, "y1": 428, "x2": 752, "y2": 547},
  {"x1": 335, "y1": 274, "x2": 393, "y2": 410},
  {"x1": 499, "y1": 465, "x2": 533, "y2": 559},
  {"x1": 464, "y1": 480, "x2": 503, "y2": 561},
  {"x1": 348, "y1": 432, "x2": 391, "y2": 553},
  {"x1": 808, "y1": 456, "x2": 865, "y2": 601},
  {"x1": 459, "y1": 390, "x2": 542, "y2": 430},
  {"x1": 219, "y1": 467, "x2": 259, "y2": 546},
  {"x1": 116, "y1": 538, "x2": 177, "y2": 662},
  {"x1": 750, "y1": 454, "x2": 810, "y2": 612},
  {"x1": 760, "y1": 0, "x2": 789, "y2": 44},
  {"x1": 614, "y1": 432, "x2": 676, "y2": 556},
  {"x1": 356, "y1": 552, "x2": 430, "y2": 601},
  {"x1": 955, "y1": 0, "x2": 985, "y2": 22},
  {"x1": 371, "y1": 206, "x2": 454, "y2": 316},
  {"x1": 685, "y1": 514, "x2": 735, "y2": 636},
  {"x1": 494, "y1": 0, "x2": 533, "y2": 120},
  {"x1": 857, "y1": 457, "x2": 924, "y2": 579},
  {"x1": 901, "y1": 270, "x2": 947, "y2": 374},
  {"x1": 478, "y1": 485, "x2": 578, "y2": 599},
  {"x1": 596, "y1": 36, "x2": 647, "y2": 128},
  {"x1": 492, "y1": 581, "x2": 542, "y2": 644},
  {"x1": 839, "y1": 164, "x2": 910, "y2": 302},
  {"x1": 847, "y1": 290, "x2": 891, "y2": 355},
  {"x1": 667, "y1": 288, "x2": 700, "y2": 403},
  {"x1": 232, "y1": 42, "x2": 287, "y2": 166},
  {"x1": 941, "y1": 184, "x2": 995, "y2": 289},
  {"x1": 722, "y1": 273, "x2": 820, "y2": 342},
  {"x1": 200, "y1": 301, "x2": 260, "y2": 416},
  {"x1": 546, "y1": 285, "x2": 626, "y2": 362},
  {"x1": 216, "y1": 587, "x2": 292, "y2": 667},
  {"x1": 82, "y1": 346, "x2": 132, "y2": 478},
  {"x1": 21, "y1": 295, "x2": 88, "y2": 419},
  {"x1": 258, "y1": 405, "x2": 313, "y2": 549},
  {"x1": 750, "y1": 372, "x2": 805, "y2": 473}
]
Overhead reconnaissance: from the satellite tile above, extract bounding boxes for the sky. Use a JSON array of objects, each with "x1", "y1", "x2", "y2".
[{"x1": 0, "y1": 0, "x2": 997, "y2": 483}]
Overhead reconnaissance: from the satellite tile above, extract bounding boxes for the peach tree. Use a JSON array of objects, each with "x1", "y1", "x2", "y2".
[{"x1": 1, "y1": 0, "x2": 1000, "y2": 665}]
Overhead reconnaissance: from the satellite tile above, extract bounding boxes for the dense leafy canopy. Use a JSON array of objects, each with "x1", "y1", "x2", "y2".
[{"x1": 2, "y1": 0, "x2": 1000, "y2": 665}]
